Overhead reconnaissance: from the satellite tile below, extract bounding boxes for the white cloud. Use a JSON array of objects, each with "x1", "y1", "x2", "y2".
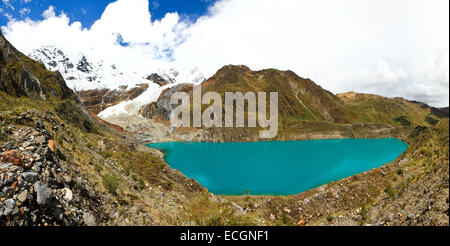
[
  {"x1": 18, "y1": 7, "x2": 30, "y2": 16},
  {"x1": 41, "y1": 5, "x2": 55, "y2": 19},
  {"x1": 1, "y1": 0, "x2": 449, "y2": 106},
  {"x1": 2, "y1": 0, "x2": 14, "y2": 11}
]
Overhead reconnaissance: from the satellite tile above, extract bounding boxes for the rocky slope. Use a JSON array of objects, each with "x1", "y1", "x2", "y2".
[
  {"x1": 0, "y1": 31, "x2": 74, "y2": 101},
  {"x1": 0, "y1": 113, "x2": 109, "y2": 226},
  {"x1": 78, "y1": 84, "x2": 150, "y2": 114}
]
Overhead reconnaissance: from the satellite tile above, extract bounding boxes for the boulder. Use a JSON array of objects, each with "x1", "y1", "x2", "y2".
[
  {"x1": 22, "y1": 172, "x2": 39, "y2": 183},
  {"x1": 34, "y1": 181, "x2": 52, "y2": 205},
  {"x1": 17, "y1": 190, "x2": 28, "y2": 203}
]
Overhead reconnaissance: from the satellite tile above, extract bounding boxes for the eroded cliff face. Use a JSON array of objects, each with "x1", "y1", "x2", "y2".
[
  {"x1": 77, "y1": 84, "x2": 150, "y2": 114},
  {"x1": 0, "y1": 32, "x2": 74, "y2": 101},
  {"x1": 140, "y1": 83, "x2": 194, "y2": 121}
]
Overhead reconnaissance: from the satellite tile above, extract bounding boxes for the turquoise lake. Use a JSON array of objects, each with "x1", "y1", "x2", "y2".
[{"x1": 147, "y1": 139, "x2": 408, "y2": 196}]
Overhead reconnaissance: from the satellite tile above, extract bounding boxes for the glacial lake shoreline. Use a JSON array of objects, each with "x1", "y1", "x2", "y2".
[{"x1": 147, "y1": 138, "x2": 408, "y2": 196}]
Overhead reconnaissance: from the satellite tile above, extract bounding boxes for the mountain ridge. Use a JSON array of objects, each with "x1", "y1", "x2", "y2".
[
  {"x1": 134, "y1": 64, "x2": 446, "y2": 142},
  {"x1": 0, "y1": 31, "x2": 74, "y2": 101}
]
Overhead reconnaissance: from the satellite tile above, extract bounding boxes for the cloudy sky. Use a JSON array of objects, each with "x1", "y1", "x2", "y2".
[{"x1": 1, "y1": 0, "x2": 449, "y2": 107}]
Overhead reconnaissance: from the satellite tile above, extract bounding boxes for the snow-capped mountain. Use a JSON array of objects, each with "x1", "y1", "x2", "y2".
[
  {"x1": 29, "y1": 45, "x2": 206, "y2": 91},
  {"x1": 29, "y1": 45, "x2": 136, "y2": 91},
  {"x1": 28, "y1": 45, "x2": 206, "y2": 121}
]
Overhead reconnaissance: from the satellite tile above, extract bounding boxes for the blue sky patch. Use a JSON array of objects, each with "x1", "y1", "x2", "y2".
[{"x1": 0, "y1": 0, "x2": 217, "y2": 27}]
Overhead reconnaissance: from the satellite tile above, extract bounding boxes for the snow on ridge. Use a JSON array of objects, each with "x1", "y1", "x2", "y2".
[
  {"x1": 29, "y1": 45, "x2": 207, "y2": 120},
  {"x1": 29, "y1": 45, "x2": 146, "y2": 91}
]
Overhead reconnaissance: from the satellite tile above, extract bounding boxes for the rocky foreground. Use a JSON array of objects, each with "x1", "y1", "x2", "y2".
[{"x1": 0, "y1": 110, "x2": 107, "y2": 226}]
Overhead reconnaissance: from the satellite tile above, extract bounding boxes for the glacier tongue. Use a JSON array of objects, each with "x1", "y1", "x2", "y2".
[{"x1": 98, "y1": 82, "x2": 169, "y2": 118}]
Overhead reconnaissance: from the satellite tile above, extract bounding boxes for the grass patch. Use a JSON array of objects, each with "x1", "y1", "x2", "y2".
[
  {"x1": 425, "y1": 116, "x2": 439, "y2": 126},
  {"x1": 102, "y1": 174, "x2": 120, "y2": 194},
  {"x1": 127, "y1": 193, "x2": 140, "y2": 201},
  {"x1": 393, "y1": 116, "x2": 411, "y2": 126},
  {"x1": 94, "y1": 162, "x2": 103, "y2": 172},
  {"x1": 327, "y1": 215, "x2": 334, "y2": 222},
  {"x1": 99, "y1": 151, "x2": 113, "y2": 159},
  {"x1": 384, "y1": 184, "x2": 396, "y2": 200}
]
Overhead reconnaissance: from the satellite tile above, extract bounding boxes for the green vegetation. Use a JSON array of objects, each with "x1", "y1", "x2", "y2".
[
  {"x1": 393, "y1": 116, "x2": 411, "y2": 126},
  {"x1": 278, "y1": 214, "x2": 292, "y2": 226},
  {"x1": 338, "y1": 92, "x2": 441, "y2": 126},
  {"x1": 127, "y1": 193, "x2": 140, "y2": 201},
  {"x1": 94, "y1": 162, "x2": 103, "y2": 172},
  {"x1": 326, "y1": 215, "x2": 334, "y2": 222},
  {"x1": 99, "y1": 151, "x2": 113, "y2": 159},
  {"x1": 102, "y1": 174, "x2": 120, "y2": 194},
  {"x1": 384, "y1": 184, "x2": 396, "y2": 200},
  {"x1": 425, "y1": 116, "x2": 439, "y2": 126}
]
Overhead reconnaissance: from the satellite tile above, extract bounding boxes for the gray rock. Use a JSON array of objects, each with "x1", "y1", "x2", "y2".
[
  {"x1": 34, "y1": 181, "x2": 52, "y2": 205},
  {"x1": 0, "y1": 163, "x2": 13, "y2": 172},
  {"x1": 62, "y1": 188, "x2": 73, "y2": 202},
  {"x1": 31, "y1": 165, "x2": 41, "y2": 173},
  {"x1": 3, "y1": 207, "x2": 12, "y2": 216},
  {"x1": 54, "y1": 208, "x2": 64, "y2": 221},
  {"x1": 22, "y1": 172, "x2": 39, "y2": 183},
  {"x1": 17, "y1": 190, "x2": 28, "y2": 203},
  {"x1": 63, "y1": 175, "x2": 72, "y2": 184},
  {"x1": 11, "y1": 207, "x2": 19, "y2": 216},
  {"x1": 231, "y1": 202, "x2": 246, "y2": 216},
  {"x1": 270, "y1": 214, "x2": 276, "y2": 221},
  {"x1": 22, "y1": 141, "x2": 32, "y2": 148},
  {"x1": 5, "y1": 199, "x2": 15, "y2": 209},
  {"x1": 4, "y1": 199, "x2": 16, "y2": 216},
  {"x1": 83, "y1": 212, "x2": 96, "y2": 226},
  {"x1": 303, "y1": 198, "x2": 311, "y2": 205},
  {"x1": 35, "y1": 136, "x2": 46, "y2": 144}
]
